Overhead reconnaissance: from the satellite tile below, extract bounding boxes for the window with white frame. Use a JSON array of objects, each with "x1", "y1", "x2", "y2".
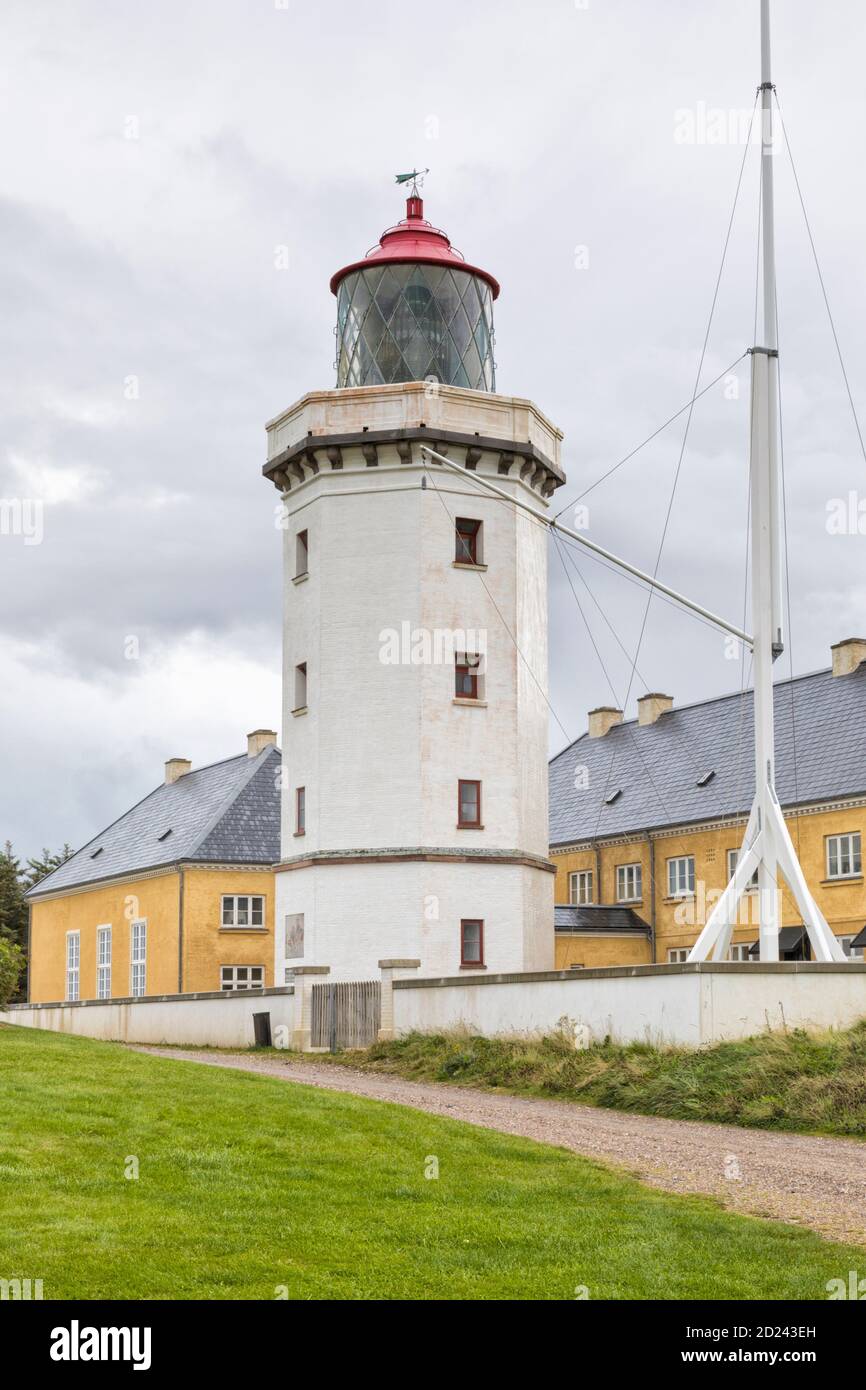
[
  {"x1": 667, "y1": 856, "x2": 695, "y2": 898},
  {"x1": 65, "y1": 931, "x2": 80, "y2": 1001},
  {"x1": 839, "y1": 935, "x2": 865, "y2": 961},
  {"x1": 130, "y1": 920, "x2": 146, "y2": 998},
  {"x1": 826, "y1": 832, "x2": 862, "y2": 880},
  {"x1": 728, "y1": 943, "x2": 754, "y2": 962},
  {"x1": 221, "y1": 895, "x2": 265, "y2": 929},
  {"x1": 221, "y1": 965, "x2": 265, "y2": 991},
  {"x1": 569, "y1": 870, "x2": 594, "y2": 906},
  {"x1": 726, "y1": 848, "x2": 759, "y2": 890},
  {"x1": 96, "y1": 925, "x2": 111, "y2": 1000},
  {"x1": 616, "y1": 862, "x2": 642, "y2": 902},
  {"x1": 667, "y1": 947, "x2": 689, "y2": 964}
]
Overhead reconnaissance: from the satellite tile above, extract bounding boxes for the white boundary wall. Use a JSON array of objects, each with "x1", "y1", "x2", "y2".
[
  {"x1": 0, "y1": 987, "x2": 295, "y2": 1049},
  {"x1": 392, "y1": 963, "x2": 866, "y2": 1047}
]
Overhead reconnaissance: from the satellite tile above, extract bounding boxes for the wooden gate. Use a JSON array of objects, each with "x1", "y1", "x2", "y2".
[{"x1": 310, "y1": 980, "x2": 381, "y2": 1051}]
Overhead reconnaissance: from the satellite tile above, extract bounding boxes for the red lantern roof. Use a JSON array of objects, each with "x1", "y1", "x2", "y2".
[{"x1": 329, "y1": 196, "x2": 500, "y2": 300}]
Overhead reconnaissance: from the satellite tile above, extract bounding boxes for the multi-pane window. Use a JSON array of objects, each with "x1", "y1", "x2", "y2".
[
  {"x1": 616, "y1": 863, "x2": 642, "y2": 902},
  {"x1": 65, "y1": 931, "x2": 80, "y2": 1002},
  {"x1": 294, "y1": 662, "x2": 308, "y2": 711},
  {"x1": 667, "y1": 948, "x2": 689, "y2": 964},
  {"x1": 460, "y1": 919, "x2": 484, "y2": 967},
  {"x1": 335, "y1": 263, "x2": 496, "y2": 392},
  {"x1": 826, "y1": 832, "x2": 862, "y2": 880},
  {"x1": 839, "y1": 936, "x2": 865, "y2": 961},
  {"x1": 296, "y1": 786, "x2": 306, "y2": 835},
  {"x1": 569, "y1": 871, "x2": 594, "y2": 906},
  {"x1": 96, "y1": 925, "x2": 111, "y2": 1000},
  {"x1": 222, "y1": 896, "x2": 265, "y2": 929},
  {"x1": 728, "y1": 943, "x2": 754, "y2": 961},
  {"x1": 130, "y1": 920, "x2": 147, "y2": 998},
  {"x1": 727, "y1": 848, "x2": 759, "y2": 890},
  {"x1": 667, "y1": 856, "x2": 695, "y2": 898},
  {"x1": 457, "y1": 779, "x2": 481, "y2": 828},
  {"x1": 455, "y1": 654, "x2": 483, "y2": 700},
  {"x1": 221, "y1": 965, "x2": 265, "y2": 992},
  {"x1": 455, "y1": 518, "x2": 482, "y2": 566},
  {"x1": 295, "y1": 529, "x2": 308, "y2": 578}
]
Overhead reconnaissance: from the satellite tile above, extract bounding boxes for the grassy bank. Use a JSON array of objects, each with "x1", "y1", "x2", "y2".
[
  {"x1": 303, "y1": 1022, "x2": 866, "y2": 1137},
  {"x1": 1, "y1": 1023, "x2": 864, "y2": 1299}
]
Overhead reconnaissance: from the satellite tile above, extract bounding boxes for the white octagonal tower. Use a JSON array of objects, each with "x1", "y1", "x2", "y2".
[{"x1": 264, "y1": 193, "x2": 565, "y2": 982}]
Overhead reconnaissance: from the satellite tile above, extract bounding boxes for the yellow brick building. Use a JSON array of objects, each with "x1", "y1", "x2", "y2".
[
  {"x1": 26, "y1": 732, "x2": 280, "y2": 1003},
  {"x1": 549, "y1": 642, "x2": 866, "y2": 968}
]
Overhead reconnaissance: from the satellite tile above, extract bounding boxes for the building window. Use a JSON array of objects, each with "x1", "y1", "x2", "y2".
[
  {"x1": 667, "y1": 855, "x2": 695, "y2": 898},
  {"x1": 457, "y1": 779, "x2": 481, "y2": 828},
  {"x1": 455, "y1": 654, "x2": 484, "y2": 700},
  {"x1": 728, "y1": 943, "x2": 754, "y2": 962},
  {"x1": 667, "y1": 948, "x2": 690, "y2": 964},
  {"x1": 455, "y1": 517, "x2": 482, "y2": 566},
  {"x1": 296, "y1": 786, "x2": 306, "y2": 835},
  {"x1": 727, "y1": 848, "x2": 759, "y2": 890},
  {"x1": 130, "y1": 919, "x2": 147, "y2": 998},
  {"x1": 96, "y1": 925, "x2": 112, "y2": 1000},
  {"x1": 222, "y1": 895, "x2": 265, "y2": 929},
  {"x1": 293, "y1": 662, "x2": 307, "y2": 712},
  {"x1": 460, "y1": 919, "x2": 484, "y2": 967},
  {"x1": 616, "y1": 862, "x2": 642, "y2": 902},
  {"x1": 221, "y1": 965, "x2": 265, "y2": 992},
  {"x1": 826, "y1": 832, "x2": 862, "y2": 880},
  {"x1": 569, "y1": 870, "x2": 593, "y2": 906},
  {"x1": 295, "y1": 529, "x2": 308, "y2": 578},
  {"x1": 839, "y1": 936, "x2": 865, "y2": 961},
  {"x1": 65, "y1": 931, "x2": 80, "y2": 1002}
]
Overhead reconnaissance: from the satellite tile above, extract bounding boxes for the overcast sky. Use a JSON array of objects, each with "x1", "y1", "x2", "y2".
[{"x1": 2, "y1": 0, "x2": 865, "y2": 860}]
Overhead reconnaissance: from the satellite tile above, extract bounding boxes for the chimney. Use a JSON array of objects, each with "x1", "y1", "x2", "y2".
[
  {"x1": 831, "y1": 638, "x2": 866, "y2": 678},
  {"x1": 637, "y1": 692, "x2": 673, "y2": 727},
  {"x1": 588, "y1": 707, "x2": 623, "y2": 739},
  {"x1": 247, "y1": 728, "x2": 278, "y2": 758},
  {"x1": 165, "y1": 757, "x2": 191, "y2": 785}
]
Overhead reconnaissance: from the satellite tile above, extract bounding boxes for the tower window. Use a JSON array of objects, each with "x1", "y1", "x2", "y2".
[
  {"x1": 295, "y1": 786, "x2": 306, "y2": 836},
  {"x1": 294, "y1": 662, "x2": 307, "y2": 712},
  {"x1": 455, "y1": 654, "x2": 483, "y2": 700},
  {"x1": 455, "y1": 518, "x2": 482, "y2": 566},
  {"x1": 460, "y1": 919, "x2": 484, "y2": 967},
  {"x1": 457, "y1": 779, "x2": 482, "y2": 828},
  {"x1": 295, "y1": 530, "x2": 308, "y2": 578}
]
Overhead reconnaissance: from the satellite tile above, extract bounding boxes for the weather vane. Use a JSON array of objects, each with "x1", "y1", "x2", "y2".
[{"x1": 395, "y1": 168, "x2": 429, "y2": 197}]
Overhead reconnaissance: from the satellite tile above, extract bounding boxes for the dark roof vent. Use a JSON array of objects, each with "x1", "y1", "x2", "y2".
[
  {"x1": 604, "y1": 787, "x2": 623, "y2": 805},
  {"x1": 696, "y1": 769, "x2": 715, "y2": 787},
  {"x1": 90, "y1": 847, "x2": 103, "y2": 859},
  {"x1": 157, "y1": 829, "x2": 173, "y2": 842}
]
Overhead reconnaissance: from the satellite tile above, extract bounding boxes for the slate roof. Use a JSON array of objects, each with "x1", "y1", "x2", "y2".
[
  {"x1": 28, "y1": 745, "x2": 281, "y2": 899},
  {"x1": 554, "y1": 904, "x2": 650, "y2": 934},
  {"x1": 549, "y1": 664, "x2": 866, "y2": 846}
]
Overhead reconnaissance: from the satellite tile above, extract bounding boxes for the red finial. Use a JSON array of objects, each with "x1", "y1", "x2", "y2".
[{"x1": 406, "y1": 194, "x2": 424, "y2": 220}]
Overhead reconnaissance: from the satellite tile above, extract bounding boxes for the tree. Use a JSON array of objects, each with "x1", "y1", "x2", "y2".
[
  {"x1": 0, "y1": 938, "x2": 25, "y2": 1008},
  {"x1": 26, "y1": 845, "x2": 73, "y2": 889},
  {"x1": 0, "y1": 843, "x2": 27, "y2": 948}
]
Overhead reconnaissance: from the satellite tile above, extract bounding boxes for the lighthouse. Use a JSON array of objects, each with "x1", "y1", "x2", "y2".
[{"x1": 263, "y1": 186, "x2": 565, "y2": 984}]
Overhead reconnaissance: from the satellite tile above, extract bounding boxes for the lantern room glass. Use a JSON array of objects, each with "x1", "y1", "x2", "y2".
[{"x1": 336, "y1": 263, "x2": 495, "y2": 391}]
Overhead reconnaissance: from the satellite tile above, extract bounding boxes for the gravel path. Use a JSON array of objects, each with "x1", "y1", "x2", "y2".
[{"x1": 134, "y1": 1046, "x2": 866, "y2": 1246}]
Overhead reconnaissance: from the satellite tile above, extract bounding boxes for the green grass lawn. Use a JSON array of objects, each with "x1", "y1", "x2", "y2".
[
  {"x1": 309, "y1": 1023, "x2": 866, "y2": 1138},
  {"x1": 0, "y1": 1024, "x2": 862, "y2": 1301}
]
